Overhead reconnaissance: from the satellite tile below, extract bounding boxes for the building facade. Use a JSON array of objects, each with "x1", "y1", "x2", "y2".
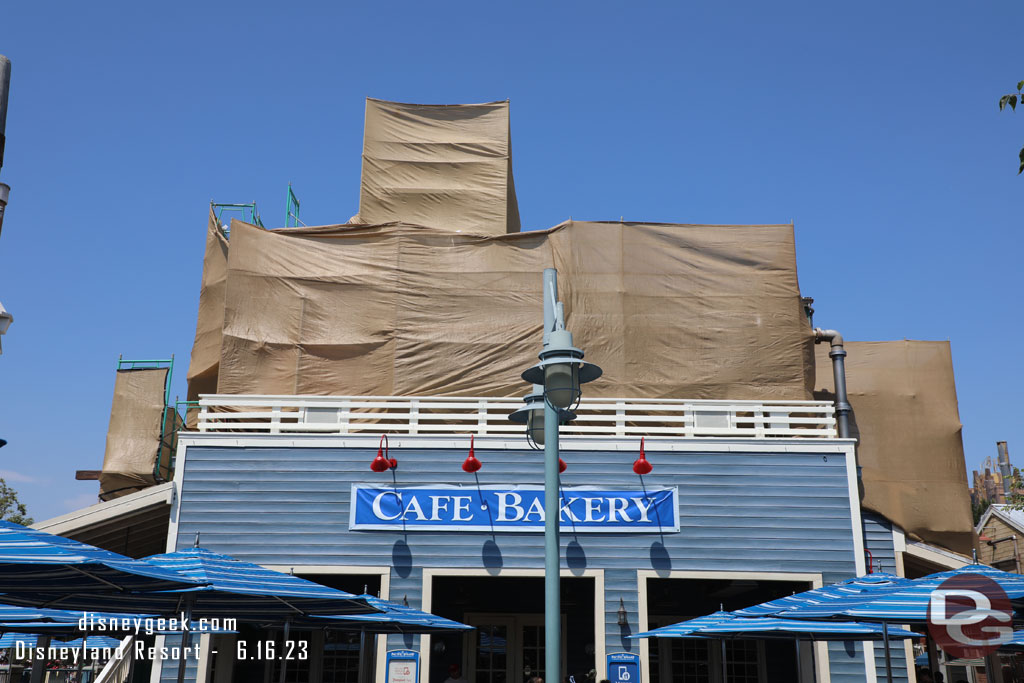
[{"x1": 141, "y1": 394, "x2": 906, "y2": 683}]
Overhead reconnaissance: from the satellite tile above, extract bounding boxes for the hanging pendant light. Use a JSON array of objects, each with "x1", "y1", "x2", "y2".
[
  {"x1": 632, "y1": 437, "x2": 652, "y2": 475},
  {"x1": 462, "y1": 435, "x2": 483, "y2": 473},
  {"x1": 370, "y1": 434, "x2": 397, "y2": 472}
]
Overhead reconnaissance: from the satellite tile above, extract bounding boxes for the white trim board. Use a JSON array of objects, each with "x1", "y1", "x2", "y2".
[
  {"x1": 177, "y1": 433, "x2": 856, "y2": 454},
  {"x1": 904, "y1": 541, "x2": 971, "y2": 570},
  {"x1": 33, "y1": 481, "x2": 174, "y2": 535}
]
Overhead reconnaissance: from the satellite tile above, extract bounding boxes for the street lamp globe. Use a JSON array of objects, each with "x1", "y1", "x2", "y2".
[
  {"x1": 509, "y1": 387, "x2": 546, "y2": 445},
  {"x1": 521, "y1": 328, "x2": 602, "y2": 409},
  {"x1": 510, "y1": 386, "x2": 580, "y2": 448}
]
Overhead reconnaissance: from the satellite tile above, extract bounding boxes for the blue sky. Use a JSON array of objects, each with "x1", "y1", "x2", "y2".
[{"x1": 0, "y1": 2, "x2": 1021, "y2": 522}]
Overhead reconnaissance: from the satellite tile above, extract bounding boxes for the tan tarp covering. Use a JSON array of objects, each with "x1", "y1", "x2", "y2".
[
  {"x1": 191, "y1": 218, "x2": 813, "y2": 400},
  {"x1": 814, "y1": 341, "x2": 973, "y2": 554},
  {"x1": 355, "y1": 99, "x2": 521, "y2": 235},
  {"x1": 186, "y1": 208, "x2": 229, "y2": 401},
  {"x1": 100, "y1": 368, "x2": 175, "y2": 501}
]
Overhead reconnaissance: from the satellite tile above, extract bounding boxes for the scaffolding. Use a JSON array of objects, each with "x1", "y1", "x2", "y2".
[
  {"x1": 286, "y1": 183, "x2": 304, "y2": 227},
  {"x1": 211, "y1": 201, "x2": 263, "y2": 238},
  {"x1": 114, "y1": 356, "x2": 178, "y2": 487}
]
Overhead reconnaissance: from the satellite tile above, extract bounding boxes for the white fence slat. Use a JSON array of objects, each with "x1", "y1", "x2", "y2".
[{"x1": 193, "y1": 394, "x2": 838, "y2": 440}]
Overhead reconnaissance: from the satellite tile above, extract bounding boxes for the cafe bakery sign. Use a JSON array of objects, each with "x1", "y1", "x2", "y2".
[{"x1": 349, "y1": 485, "x2": 678, "y2": 533}]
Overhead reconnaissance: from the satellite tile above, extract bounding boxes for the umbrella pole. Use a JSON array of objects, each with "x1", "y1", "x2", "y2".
[
  {"x1": 358, "y1": 629, "x2": 369, "y2": 683},
  {"x1": 278, "y1": 618, "x2": 291, "y2": 683},
  {"x1": 720, "y1": 639, "x2": 727, "y2": 683},
  {"x1": 881, "y1": 622, "x2": 893, "y2": 683},
  {"x1": 28, "y1": 635, "x2": 49, "y2": 683},
  {"x1": 176, "y1": 599, "x2": 194, "y2": 683},
  {"x1": 925, "y1": 633, "x2": 939, "y2": 679},
  {"x1": 794, "y1": 639, "x2": 802, "y2": 683},
  {"x1": 76, "y1": 636, "x2": 85, "y2": 682}
]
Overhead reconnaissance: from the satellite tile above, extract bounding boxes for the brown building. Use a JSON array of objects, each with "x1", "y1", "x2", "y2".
[
  {"x1": 970, "y1": 442, "x2": 1018, "y2": 508},
  {"x1": 976, "y1": 504, "x2": 1024, "y2": 573}
]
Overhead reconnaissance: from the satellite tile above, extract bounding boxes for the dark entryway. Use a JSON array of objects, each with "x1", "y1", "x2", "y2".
[
  {"x1": 430, "y1": 576, "x2": 595, "y2": 683},
  {"x1": 646, "y1": 577, "x2": 812, "y2": 683}
]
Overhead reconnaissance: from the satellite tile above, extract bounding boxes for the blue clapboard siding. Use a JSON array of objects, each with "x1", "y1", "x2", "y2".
[
  {"x1": 172, "y1": 443, "x2": 866, "y2": 682},
  {"x1": 158, "y1": 634, "x2": 199, "y2": 683},
  {"x1": 862, "y1": 513, "x2": 909, "y2": 683}
]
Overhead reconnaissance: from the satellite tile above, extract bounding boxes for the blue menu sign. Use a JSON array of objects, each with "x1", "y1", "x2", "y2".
[
  {"x1": 607, "y1": 652, "x2": 640, "y2": 683},
  {"x1": 386, "y1": 650, "x2": 419, "y2": 683},
  {"x1": 350, "y1": 485, "x2": 679, "y2": 533}
]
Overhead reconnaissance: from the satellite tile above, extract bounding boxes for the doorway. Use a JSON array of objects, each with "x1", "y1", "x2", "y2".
[
  {"x1": 430, "y1": 576, "x2": 595, "y2": 683},
  {"x1": 463, "y1": 613, "x2": 568, "y2": 683},
  {"x1": 645, "y1": 577, "x2": 810, "y2": 683}
]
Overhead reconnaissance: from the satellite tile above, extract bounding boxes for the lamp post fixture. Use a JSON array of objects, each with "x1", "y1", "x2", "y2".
[{"x1": 510, "y1": 268, "x2": 601, "y2": 683}]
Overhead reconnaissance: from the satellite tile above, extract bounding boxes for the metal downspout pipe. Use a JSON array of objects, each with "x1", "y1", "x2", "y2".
[
  {"x1": 814, "y1": 328, "x2": 851, "y2": 439},
  {"x1": 986, "y1": 535, "x2": 1022, "y2": 574},
  {"x1": 997, "y1": 441, "x2": 1013, "y2": 499}
]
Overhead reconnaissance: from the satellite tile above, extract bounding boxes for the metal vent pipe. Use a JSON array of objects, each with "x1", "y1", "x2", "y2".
[
  {"x1": 814, "y1": 328, "x2": 851, "y2": 439},
  {"x1": 997, "y1": 441, "x2": 1012, "y2": 498}
]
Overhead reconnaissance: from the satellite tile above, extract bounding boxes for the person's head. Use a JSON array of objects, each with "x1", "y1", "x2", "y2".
[
  {"x1": 934, "y1": 673, "x2": 944, "y2": 683},
  {"x1": 449, "y1": 666, "x2": 461, "y2": 678}
]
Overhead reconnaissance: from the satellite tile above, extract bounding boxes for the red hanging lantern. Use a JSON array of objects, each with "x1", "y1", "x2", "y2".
[
  {"x1": 462, "y1": 435, "x2": 482, "y2": 473},
  {"x1": 371, "y1": 434, "x2": 396, "y2": 472},
  {"x1": 559, "y1": 458, "x2": 567, "y2": 474},
  {"x1": 632, "y1": 437, "x2": 653, "y2": 475}
]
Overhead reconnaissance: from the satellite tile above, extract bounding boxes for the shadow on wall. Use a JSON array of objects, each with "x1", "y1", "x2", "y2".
[
  {"x1": 482, "y1": 540, "x2": 503, "y2": 575},
  {"x1": 392, "y1": 539, "x2": 413, "y2": 578},
  {"x1": 651, "y1": 542, "x2": 671, "y2": 576}
]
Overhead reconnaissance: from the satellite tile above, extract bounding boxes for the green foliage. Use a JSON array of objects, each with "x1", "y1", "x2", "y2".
[
  {"x1": 0, "y1": 478, "x2": 33, "y2": 526},
  {"x1": 998, "y1": 81, "x2": 1024, "y2": 173},
  {"x1": 973, "y1": 497, "x2": 992, "y2": 525},
  {"x1": 1002, "y1": 466, "x2": 1024, "y2": 512}
]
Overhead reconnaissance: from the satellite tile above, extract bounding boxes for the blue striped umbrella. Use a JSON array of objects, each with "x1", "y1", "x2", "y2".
[
  {"x1": 0, "y1": 521, "x2": 204, "y2": 600},
  {"x1": 843, "y1": 564, "x2": 1024, "y2": 621},
  {"x1": 786, "y1": 564, "x2": 1024, "y2": 622},
  {"x1": 43, "y1": 547, "x2": 378, "y2": 683},
  {"x1": 772, "y1": 564, "x2": 1024, "y2": 683},
  {"x1": 0, "y1": 633, "x2": 122, "y2": 648},
  {"x1": 629, "y1": 611, "x2": 920, "y2": 642},
  {"x1": 145, "y1": 548, "x2": 377, "y2": 617},
  {"x1": 306, "y1": 594, "x2": 473, "y2": 634},
  {"x1": 696, "y1": 617, "x2": 920, "y2": 641},
  {"x1": 999, "y1": 629, "x2": 1024, "y2": 651},
  {"x1": 734, "y1": 572, "x2": 913, "y2": 617},
  {"x1": 630, "y1": 610, "x2": 919, "y2": 683},
  {"x1": 0, "y1": 603, "x2": 62, "y2": 622},
  {"x1": 628, "y1": 611, "x2": 737, "y2": 638},
  {"x1": 34, "y1": 547, "x2": 377, "y2": 619}
]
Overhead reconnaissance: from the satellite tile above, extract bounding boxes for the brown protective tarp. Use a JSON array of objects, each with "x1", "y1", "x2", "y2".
[
  {"x1": 814, "y1": 341, "x2": 973, "y2": 554},
  {"x1": 355, "y1": 99, "x2": 521, "y2": 235},
  {"x1": 186, "y1": 208, "x2": 229, "y2": 401},
  {"x1": 205, "y1": 219, "x2": 813, "y2": 400},
  {"x1": 100, "y1": 368, "x2": 174, "y2": 500}
]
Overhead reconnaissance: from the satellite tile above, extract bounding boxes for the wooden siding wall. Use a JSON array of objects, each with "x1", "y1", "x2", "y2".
[
  {"x1": 170, "y1": 443, "x2": 865, "y2": 682},
  {"x1": 978, "y1": 515, "x2": 1023, "y2": 570}
]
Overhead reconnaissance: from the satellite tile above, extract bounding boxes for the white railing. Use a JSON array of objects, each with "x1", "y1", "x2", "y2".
[
  {"x1": 194, "y1": 395, "x2": 837, "y2": 439},
  {"x1": 93, "y1": 636, "x2": 134, "y2": 683}
]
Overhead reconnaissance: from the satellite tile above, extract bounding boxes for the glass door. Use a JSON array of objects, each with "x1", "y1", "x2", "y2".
[
  {"x1": 518, "y1": 616, "x2": 545, "y2": 683},
  {"x1": 464, "y1": 614, "x2": 566, "y2": 683},
  {"x1": 466, "y1": 616, "x2": 516, "y2": 683}
]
